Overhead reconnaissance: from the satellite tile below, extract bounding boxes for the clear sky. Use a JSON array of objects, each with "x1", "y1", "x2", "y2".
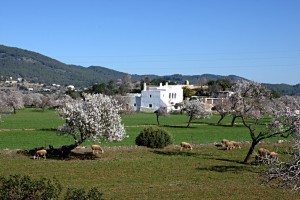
[{"x1": 1, "y1": 0, "x2": 299, "y2": 84}]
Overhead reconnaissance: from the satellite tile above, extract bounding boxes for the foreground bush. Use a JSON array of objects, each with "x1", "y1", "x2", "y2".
[
  {"x1": 65, "y1": 187, "x2": 104, "y2": 200},
  {"x1": 0, "y1": 174, "x2": 103, "y2": 200},
  {"x1": 0, "y1": 174, "x2": 62, "y2": 200},
  {"x1": 135, "y1": 126, "x2": 174, "y2": 148}
]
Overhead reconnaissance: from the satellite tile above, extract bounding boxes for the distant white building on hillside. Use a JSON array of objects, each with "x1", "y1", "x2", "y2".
[{"x1": 128, "y1": 82, "x2": 184, "y2": 112}]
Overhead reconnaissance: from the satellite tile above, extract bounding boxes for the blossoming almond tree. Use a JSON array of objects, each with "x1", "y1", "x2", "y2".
[
  {"x1": 262, "y1": 96, "x2": 300, "y2": 190},
  {"x1": 57, "y1": 93, "x2": 126, "y2": 155},
  {"x1": 213, "y1": 98, "x2": 231, "y2": 125},
  {"x1": 231, "y1": 81, "x2": 300, "y2": 163},
  {"x1": 184, "y1": 100, "x2": 212, "y2": 128},
  {"x1": 0, "y1": 91, "x2": 24, "y2": 114}
]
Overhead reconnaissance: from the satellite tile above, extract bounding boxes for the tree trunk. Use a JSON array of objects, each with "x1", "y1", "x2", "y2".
[
  {"x1": 243, "y1": 140, "x2": 259, "y2": 163},
  {"x1": 156, "y1": 114, "x2": 160, "y2": 126},
  {"x1": 60, "y1": 144, "x2": 78, "y2": 158},
  {"x1": 231, "y1": 115, "x2": 237, "y2": 126},
  {"x1": 217, "y1": 114, "x2": 225, "y2": 125},
  {"x1": 186, "y1": 116, "x2": 192, "y2": 128}
]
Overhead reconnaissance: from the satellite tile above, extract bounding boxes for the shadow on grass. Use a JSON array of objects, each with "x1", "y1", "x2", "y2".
[
  {"x1": 161, "y1": 125, "x2": 193, "y2": 129},
  {"x1": 38, "y1": 128, "x2": 58, "y2": 131},
  {"x1": 17, "y1": 145, "x2": 98, "y2": 160},
  {"x1": 196, "y1": 164, "x2": 255, "y2": 173},
  {"x1": 151, "y1": 150, "x2": 198, "y2": 157},
  {"x1": 30, "y1": 108, "x2": 48, "y2": 112},
  {"x1": 191, "y1": 121, "x2": 245, "y2": 128}
]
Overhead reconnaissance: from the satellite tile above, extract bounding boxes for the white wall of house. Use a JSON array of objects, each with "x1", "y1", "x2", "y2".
[
  {"x1": 128, "y1": 82, "x2": 183, "y2": 112},
  {"x1": 127, "y1": 93, "x2": 141, "y2": 112}
]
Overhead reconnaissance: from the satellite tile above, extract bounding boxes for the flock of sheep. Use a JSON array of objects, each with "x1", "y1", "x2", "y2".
[
  {"x1": 33, "y1": 141, "x2": 279, "y2": 164},
  {"x1": 179, "y1": 139, "x2": 280, "y2": 164}
]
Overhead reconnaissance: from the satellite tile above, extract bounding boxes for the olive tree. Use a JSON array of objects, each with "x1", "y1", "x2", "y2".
[
  {"x1": 185, "y1": 100, "x2": 211, "y2": 128},
  {"x1": 57, "y1": 93, "x2": 126, "y2": 156}
]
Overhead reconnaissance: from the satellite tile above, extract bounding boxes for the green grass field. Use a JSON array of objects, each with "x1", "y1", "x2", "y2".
[
  {"x1": 0, "y1": 108, "x2": 279, "y2": 149},
  {"x1": 0, "y1": 108, "x2": 298, "y2": 199}
]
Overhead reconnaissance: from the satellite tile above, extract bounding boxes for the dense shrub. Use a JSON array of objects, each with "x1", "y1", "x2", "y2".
[
  {"x1": 64, "y1": 187, "x2": 103, "y2": 200},
  {"x1": 0, "y1": 174, "x2": 62, "y2": 200},
  {"x1": 0, "y1": 174, "x2": 103, "y2": 200},
  {"x1": 135, "y1": 126, "x2": 174, "y2": 148}
]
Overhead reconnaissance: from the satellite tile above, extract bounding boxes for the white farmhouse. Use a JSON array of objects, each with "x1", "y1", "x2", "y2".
[{"x1": 129, "y1": 82, "x2": 183, "y2": 112}]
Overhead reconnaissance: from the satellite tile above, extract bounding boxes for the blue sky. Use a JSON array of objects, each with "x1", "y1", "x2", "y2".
[{"x1": 1, "y1": 0, "x2": 299, "y2": 84}]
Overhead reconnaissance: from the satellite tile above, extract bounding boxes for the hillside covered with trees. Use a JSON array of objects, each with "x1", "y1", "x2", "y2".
[{"x1": 0, "y1": 44, "x2": 299, "y2": 96}]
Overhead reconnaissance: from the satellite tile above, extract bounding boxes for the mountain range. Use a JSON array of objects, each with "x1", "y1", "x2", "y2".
[{"x1": 0, "y1": 44, "x2": 299, "y2": 95}]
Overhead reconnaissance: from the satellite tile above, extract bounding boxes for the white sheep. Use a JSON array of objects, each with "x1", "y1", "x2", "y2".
[
  {"x1": 91, "y1": 144, "x2": 104, "y2": 154},
  {"x1": 33, "y1": 149, "x2": 47, "y2": 160},
  {"x1": 180, "y1": 142, "x2": 193, "y2": 151}
]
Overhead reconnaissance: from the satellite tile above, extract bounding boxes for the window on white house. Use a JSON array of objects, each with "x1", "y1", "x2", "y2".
[
  {"x1": 134, "y1": 103, "x2": 136, "y2": 107},
  {"x1": 174, "y1": 93, "x2": 176, "y2": 98},
  {"x1": 149, "y1": 104, "x2": 152, "y2": 108},
  {"x1": 150, "y1": 94, "x2": 152, "y2": 98},
  {"x1": 169, "y1": 93, "x2": 171, "y2": 98}
]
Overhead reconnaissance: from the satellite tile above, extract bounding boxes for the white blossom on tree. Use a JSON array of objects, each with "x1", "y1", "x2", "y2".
[
  {"x1": 25, "y1": 93, "x2": 44, "y2": 108},
  {"x1": 57, "y1": 93, "x2": 127, "y2": 146},
  {"x1": 230, "y1": 80, "x2": 300, "y2": 163},
  {"x1": 154, "y1": 105, "x2": 168, "y2": 126},
  {"x1": 0, "y1": 91, "x2": 24, "y2": 114},
  {"x1": 213, "y1": 98, "x2": 232, "y2": 125},
  {"x1": 262, "y1": 96, "x2": 300, "y2": 190},
  {"x1": 114, "y1": 94, "x2": 135, "y2": 115},
  {"x1": 184, "y1": 100, "x2": 212, "y2": 127}
]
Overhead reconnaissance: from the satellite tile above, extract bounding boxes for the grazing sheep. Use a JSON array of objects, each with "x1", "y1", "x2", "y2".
[
  {"x1": 258, "y1": 148, "x2": 271, "y2": 158},
  {"x1": 180, "y1": 142, "x2": 193, "y2": 151},
  {"x1": 231, "y1": 141, "x2": 242, "y2": 149},
  {"x1": 221, "y1": 139, "x2": 230, "y2": 147},
  {"x1": 91, "y1": 145, "x2": 104, "y2": 154},
  {"x1": 34, "y1": 149, "x2": 47, "y2": 160},
  {"x1": 224, "y1": 141, "x2": 235, "y2": 150},
  {"x1": 270, "y1": 151, "x2": 279, "y2": 161},
  {"x1": 256, "y1": 148, "x2": 279, "y2": 164}
]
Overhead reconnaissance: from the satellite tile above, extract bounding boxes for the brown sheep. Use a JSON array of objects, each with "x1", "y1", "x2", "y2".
[
  {"x1": 91, "y1": 144, "x2": 104, "y2": 154},
  {"x1": 224, "y1": 141, "x2": 235, "y2": 150},
  {"x1": 258, "y1": 148, "x2": 271, "y2": 158},
  {"x1": 231, "y1": 141, "x2": 242, "y2": 149},
  {"x1": 34, "y1": 149, "x2": 47, "y2": 160},
  {"x1": 180, "y1": 142, "x2": 193, "y2": 151},
  {"x1": 221, "y1": 139, "x2": 230, "y2": 147},
  {"x1": 270, "y1": 151, "x2": 279, "y2": 161}
]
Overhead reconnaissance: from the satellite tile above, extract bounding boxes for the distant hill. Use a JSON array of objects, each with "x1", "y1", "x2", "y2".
[
  {"x1": 0, "y1": 44, "x2": 299, "y2": 96},
  {"x1": 0, "y1": 45, "x2": 128, "y2": 87},
  {"x1": 262, "y1": 83, "x2": 300, "y2": 96}
]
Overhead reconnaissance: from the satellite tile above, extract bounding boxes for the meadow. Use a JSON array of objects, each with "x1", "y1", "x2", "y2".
[{"x1": 0, "y1": 108, "x2": 298, "y2": 199}]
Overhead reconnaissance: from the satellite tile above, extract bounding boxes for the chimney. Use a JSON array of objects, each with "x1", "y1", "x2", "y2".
[
  {"x1": 159, "y1": 83, "x2": 162, "y2": 87},
  {"x1": 143, "y1": 82, "x2": 147, "y2": 91},
  {"x1": 165, "y1": 82, "x2": 168, "y2": 86}
]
